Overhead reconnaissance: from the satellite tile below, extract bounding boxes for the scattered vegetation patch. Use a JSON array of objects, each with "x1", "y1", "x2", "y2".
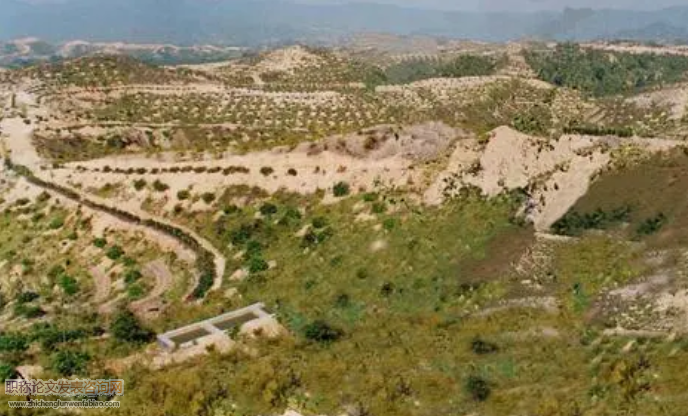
[
  {"x1": 526, "y1": 43, "x2": 688, "y2": 96},
  {"x1": 551, "y1": 206, "x2": 632, "y2": 236}
]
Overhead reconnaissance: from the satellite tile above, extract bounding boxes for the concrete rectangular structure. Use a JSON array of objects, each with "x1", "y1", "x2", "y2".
[{"x1": 157, "y1": 303, "x2": 270, "y2": 351}]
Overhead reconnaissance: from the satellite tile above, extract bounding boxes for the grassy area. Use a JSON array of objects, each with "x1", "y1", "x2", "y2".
[{"x1": 108, "y1": 184, "x2": 680, "y2": 416}]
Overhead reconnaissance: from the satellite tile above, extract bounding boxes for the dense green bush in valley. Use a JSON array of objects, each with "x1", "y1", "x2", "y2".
[
  {"x1": 526, "y1": 43, "x2": 688, "y2": 96},
  {"x1": 0, "y1": 333, "x2": 28, "y2": 353},
  {"x1": 0, "y1": 363, "x2": 16, "y2": 381},
  {"x1": 51, "y1": 350, "x2": 90, "y2": 376},
  {"x1": 303, "y1": 320, "x2": 343, "y2": 343},
  {"x1": 564, "y1": 124, "x2": 634, "y2": 137},
  {"x1": 366, "y1": 54, "x2": 503, "y2": 87},
  {"x1": 110, "y1": 311, "x2": 154, "y2": 344},
  {"x1": 636, "y1": 213, "x2": 667, "y2": 237},
  {"x1": 551, "y1": 206, "x2": 632, "y2": 236}
]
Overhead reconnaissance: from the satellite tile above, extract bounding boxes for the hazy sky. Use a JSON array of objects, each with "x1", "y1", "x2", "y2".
[
  {"x1": 297, "y1": 0, "x2": 688, "y2": 12},
  {"x1": 18, "y1": 0, "x2": 688, "y2": 12}
]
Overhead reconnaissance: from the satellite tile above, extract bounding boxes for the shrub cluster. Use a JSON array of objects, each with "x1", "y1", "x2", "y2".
[{"x1": 551, "y1": 206, "x2": 631, "y2": 236}]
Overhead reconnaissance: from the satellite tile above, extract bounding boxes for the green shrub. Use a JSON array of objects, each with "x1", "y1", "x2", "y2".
[
  {"x1": 312, "y1": 217, "x2": 328, "y2": 229},
  {"x1": 36, "y1": 191, "x2": 51, "y2": 203},
  {"x1": 58, "y1": 274, "x2": 79, "y2": 296},
  {"x1": 47, "y1": 265, "x2": 66, "y2": 280},
  {"x1": 223, "y1": 204, "x2": 240, "y2": 215},
  {"x1": 51, "y1": 350, "x2": 90, "y2": 376},
  {"x1": 93, "y1": 237, "x2": 107, "y2": 248},
  {"x1": 382, "y1": 218, "x2": 398, "y2": 231},
  {"x1": 303, "y1": 320, "x2": 343, "y2": 343},
  {"x1": 127, "y1": 283, "x2": 144, "y2": 300},
  {"x1": 49, "y1": 217, "x2": 65, "y2": 230},
  {"x1": 636, "y1": 213, "x2": 667, "y2": 237},
  {"x1": 152, "y1": 179, "x2": 169, "y2": 192},
  {"x1": 245, "y1": 240, "x2": 263, "y2": 258},
  {"x1": 14, "y1": 304, "x2": 45, "y2": 319},
  {"x1": 471, "y1": 337, "x2": 499, "y2": 355},
  {"x1": 230, "y1": 223, "x2": 255, "y2": 246},
  {"x1": 17, "y1": 291, "x2": 39, "y2": 304},
  {"x1": 465, "y1": 375, "x2": 491, "y2": 402},
  {"x1": 301, "y1": 227, "x2": 333, "y2": 248},
  {"x1": 512, "y1": 105, "x2": 552, "y2": 135},
  {"x1": 363, "y1": 192, "x2": 378, "y2": 202},
  {"x1": 372, "y1": 202, "x2": 387, "y2": 214},
  {"x1": 334, "y1": 293, "x2": 350, "y2": 308},
  {"x1": 333, "y1": 181, "x2": 351, "y2": 197},
  {"x1": 551, "y1": 206, "x2": 631, "y2": 236},
  {"x1": 259, "y1": 203, "x2": 278, "y2": 216},
  {"x1": 0, "y1": 333, "x2": 28, "y2": 352},
  {"x1": 278, "y1": 207, "x2": 302, "y2": 226},
  {"x1": 124, "y1": 269, "x2": 142, "y2": 284},
  {"x1": 132, "y1": 179, "x2": 147, "y2": 191},
  {"x1": 260, "y1": 167, "x2": 275, "y2": 176},
  {"x1": 248, "y1": 256, "x2": 269, "y2": 274},
  {"x1": 177, "y1": 190, "x2": 191, "y2": 200},
  {"x1": 122, "y1": 257, "x2": 137, "y2": 268},
  {"x1": 110, "y1": 311, "x2": 153, "y2": 344},
  {"x1": 106, "y1": 245, "x2": 124, "y2": 260},
  {"x1": 0, "y1": 363, "x2": 16, "y2": 380},
  {"x1": 201, "y1": 192, "x2": 216, "y2": 204}
]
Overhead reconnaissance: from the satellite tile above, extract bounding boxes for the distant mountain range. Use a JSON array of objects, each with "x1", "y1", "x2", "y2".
[
  {"x1": 3, "y1": 0, "x2": 688, "y2": 46},
  {"x1": 0, "y1": 38, "x2": 246, "y2": 68}
]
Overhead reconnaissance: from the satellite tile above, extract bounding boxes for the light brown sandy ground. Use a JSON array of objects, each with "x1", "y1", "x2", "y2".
[
  {"x1": 0, "y1": 91, "x2": 45, "y2": 168},
  {"x1": 627, "y1": 84, "x2": 688, "y2": 120},
  {"x1": 582, "y1": 42, "x2": 688, "y2": 57},
  {"x1": 39, "y1": 122, "x2": 683, "y2": 234},
  {"x1": 48, "y1": 122, "x2": 458, "y2": 209},
  {"x1": 256, "y1": 45, "x2": 325, "y2": 74}
]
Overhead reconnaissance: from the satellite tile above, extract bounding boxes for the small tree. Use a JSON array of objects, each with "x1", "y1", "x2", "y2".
[
  {"x1": 152, "y1": 180, "x2": 169, "y2": 192},
  {"x1": 132, "y1": 179, "x2": 147, "y2": 191},
  {"x1": 58, "y1": 275, "x2": 79, "y2": 296},
  {"x1": 333, "y1": 181, "x2": 350, "y2": 197},
  {"x1": 471, "y1": 337, "x2": 499, "y2": 355},
  {"x1": 259, "y1": 203, "x2": 278, "y2": 216},
  {"x1": 303, "y1": 320, "x2": 343, "y2": 343},
  {"x1": 201, "y1": 192, "x2": 216, "y2": 204},
  {"x1": 110, "y1": 311, "x2": 153, "y2": 344},
  {"x1": 465, "y1": 375, "x2": 491, "y2": 402},
  {"x1": 177, "y1": 190, "x2": 191, "y2": 200},
  {"x1": 106, "y1": 245, "x2": 124, "y2": 260},
  {"x1": 51, "y1": 350, "x2": 90, "y2": 376},
  {"x1": 0, "y1": 363, "x2": 16, "y2": 380}
]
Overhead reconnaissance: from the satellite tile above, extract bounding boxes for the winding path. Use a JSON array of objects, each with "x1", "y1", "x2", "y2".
[
  {"x1": 1, "y1": 97, "x2": 226, "y2": 299},
  {"x1": 130, "y1": 259, "x2": 173, "y2": 316}
]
